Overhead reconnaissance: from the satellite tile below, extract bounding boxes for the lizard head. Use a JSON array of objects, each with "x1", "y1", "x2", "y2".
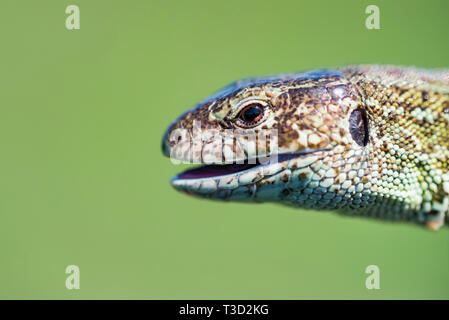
[
  {"x1": 162, "y1": 69, "x2": 375, "y2": 210},
  {"x1": 162, "y1": 65, "x2": 449, "y2": 229}
]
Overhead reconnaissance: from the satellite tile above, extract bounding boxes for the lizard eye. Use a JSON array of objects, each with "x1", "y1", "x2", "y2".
[
  {"x1": 236, "y1": 103, "x2": 265, "y2": 127},
  {"x1": 349, "y1": 108, "x2": 369, "y2": 146}
]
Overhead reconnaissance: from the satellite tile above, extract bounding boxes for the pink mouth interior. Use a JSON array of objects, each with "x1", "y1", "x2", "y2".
[
  {"x1": 174, "y1": 153, "x2": 303, "y2": 180},
  {"x1": 177, "y1": 164, "x2": 258, "y2": 179}
]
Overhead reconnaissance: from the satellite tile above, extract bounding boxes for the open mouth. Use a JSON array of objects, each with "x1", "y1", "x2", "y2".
[
  {"x1": 176, "y1": 163, "x2": 260, "y2": 180},
  {"x1": 171, "y1": 152, "x2": 317, "y2": 182}
]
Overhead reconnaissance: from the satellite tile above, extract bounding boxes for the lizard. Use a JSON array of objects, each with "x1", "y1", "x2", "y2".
[{"x1": 161, "y1": 65, "x2": 449, "y2": 230}]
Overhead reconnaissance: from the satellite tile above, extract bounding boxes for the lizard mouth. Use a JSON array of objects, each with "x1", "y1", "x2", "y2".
[
  {"x1": 171, "y1": 152, "x2": 318, "y2": 182},
  {"x1": 169, "y1": 149, "x2": 328, "y2": 198},
  {"x1": 175, "y1": 163, "x2": 260, "y2": 180}
]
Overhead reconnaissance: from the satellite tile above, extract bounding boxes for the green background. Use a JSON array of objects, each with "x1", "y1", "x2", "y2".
[{"x1": 1, "y1": 0, "x2": 449, "y2": 299}]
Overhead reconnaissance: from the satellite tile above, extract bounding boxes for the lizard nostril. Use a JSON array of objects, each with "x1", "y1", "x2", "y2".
[{"x1": 349, "y1": 108, "x2": 369, "y2": 147}]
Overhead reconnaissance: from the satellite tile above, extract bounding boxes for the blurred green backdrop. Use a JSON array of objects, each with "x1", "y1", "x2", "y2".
[{"x1": 1, "y1": 0, "x2": 449, "y2": 299}]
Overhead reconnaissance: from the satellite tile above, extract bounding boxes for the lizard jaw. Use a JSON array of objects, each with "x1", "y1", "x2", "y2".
[{"x1": 169, "y1": 151, "x2": 325, "y2": 198}]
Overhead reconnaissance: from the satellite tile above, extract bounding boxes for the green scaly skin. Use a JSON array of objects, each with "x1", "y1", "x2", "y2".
[{"x1": 162, "y1": 65, "x2": 449, "y2": 230}]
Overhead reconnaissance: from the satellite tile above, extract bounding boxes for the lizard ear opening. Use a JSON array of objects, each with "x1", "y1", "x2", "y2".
[{"x1": 349, "y1": 108, "x2": 369, "y2": 147}]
